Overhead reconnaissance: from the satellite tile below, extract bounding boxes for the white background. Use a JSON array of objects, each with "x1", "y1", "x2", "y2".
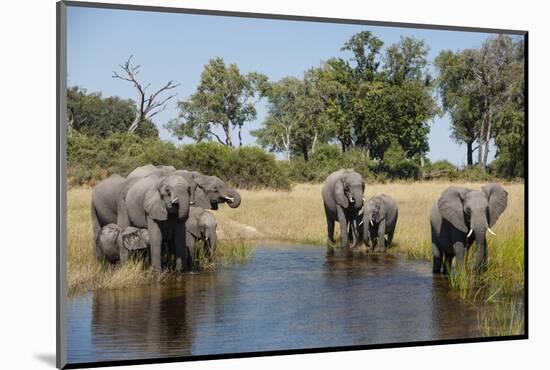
[{"x1": 0, "y1": 0, "x2": 545, "y2": 369}]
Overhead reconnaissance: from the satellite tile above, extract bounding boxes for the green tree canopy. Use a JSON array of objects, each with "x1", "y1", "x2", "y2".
[
  {"x1": 67, "y1": 86, "x2": 159, "y2": 138},
  {"x1": 435, "y1": 34, "x2": 524, "y2": 175},
  {"x1": 166, "y1": 57, "x2": 268, "y2": 147}
]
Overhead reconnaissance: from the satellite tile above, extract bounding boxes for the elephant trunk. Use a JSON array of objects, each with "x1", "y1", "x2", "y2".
[
  {"x1": 174, "y1": 186, "x2": 190, "y2": 221},
  {"x1": 473, "y1": 229, "x2": 488, "y2": 273},
  {"x1": 206, "y1": 229, "x2": 217, "y2": 259},
  {"x1": 225, "y1": 189, "x2": 241, "y2": 209},
  {"x1": 349, "y1": 188, "x2": 364, "y2": 212}
]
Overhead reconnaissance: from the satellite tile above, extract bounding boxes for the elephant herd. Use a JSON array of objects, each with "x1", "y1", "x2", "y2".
[
  {"x1": 91, "y1": 164, "x2": 241, "y2": 272},
  {"x1": 322, "y1": 169, "x2": 508, "y2": 274},
  {"x1": 90, "y1": 165, "x2": 509, "y2": 275}
]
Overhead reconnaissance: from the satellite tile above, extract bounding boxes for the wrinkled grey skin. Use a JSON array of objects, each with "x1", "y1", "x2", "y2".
[
  {"x1": 322, "y1": 169, "x2": 365, "y2": 249},
  {"x1": 127, "y1": 164, "x2": 176, "y2": 179},
  {"x1": 91, "y1": 174, "x2": 126, "y2": 260},
  {"x1": 430, "y1": 183, "x2": 508, "y2": 274},
  {"x1": 97, "y1": 224, "x2": 150, "y2": 263},
  {"x1": 127, "y1": 164, "x2": 241, "y2": 210},
  {"x1": 117, "y1": 174, "x2": 191, "y2": 272},
  {"x1": 360, "y1": 194, "x2": 398, "y2": 252},
  {"x1": 185, "y1": 206, "x2": 218, "y2": 269}
]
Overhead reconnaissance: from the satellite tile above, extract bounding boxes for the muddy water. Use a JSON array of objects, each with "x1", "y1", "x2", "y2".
[{"x1": 67, "y1": 245, "x2": 501, "y2": 364}]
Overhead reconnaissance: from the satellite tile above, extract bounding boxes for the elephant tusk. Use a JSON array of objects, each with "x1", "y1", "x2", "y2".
[
  {"x1": 467, "y1": 229, "x2": 473, "y2": 238},
  {"x1": 358, "y1": 220, "x2": 364, "y2": 226},
  {"x1": 171, "y1": 197, "x2": 179, "y2": 204},
  {"x1": 224, "y1": 196, "x2": 234, "y2": 202},
  {"x1": 363, "y1": 197, "x2": 366, "y2": 203},
  {"x1": 369, "y1": 220, "x2": 374, "y2": 227},
  {"x1": 189, "y1": 201, "x2": 195, "y2": 205},
  {"x1": 487, "y1": 228, "x2": 496, "y2": 236},
  {"x1": 349, "y1": 197, "x2": 355, "y2": 203}
]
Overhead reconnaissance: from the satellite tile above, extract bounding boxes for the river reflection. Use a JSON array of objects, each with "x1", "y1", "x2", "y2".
[{"x1": 67, "y1": 245, "x2": 502, "y2": 364}]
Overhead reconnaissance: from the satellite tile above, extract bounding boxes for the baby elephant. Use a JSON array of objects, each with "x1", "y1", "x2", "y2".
[
  {"x1": 185, "y1": 206, "x2": 218, "y2": 268},
  {"x1": 98, "y1": 224, "x2": 150, "y2": 263},
  {"x1": 360, "y1": 194, "x2": 398, "y2": 252}
]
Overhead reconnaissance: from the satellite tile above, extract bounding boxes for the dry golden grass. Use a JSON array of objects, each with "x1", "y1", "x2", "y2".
[
  {"x1": 67, "y1": 188, "x2": 253, "y2": 295},
  {"x1": 68, "y1": 181, "x2": 524, "y2": 296}
]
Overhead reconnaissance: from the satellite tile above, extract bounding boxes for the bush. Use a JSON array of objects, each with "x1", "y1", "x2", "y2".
[{"x1": 68, "y1": 133, "x2": 290, "y2": 190}]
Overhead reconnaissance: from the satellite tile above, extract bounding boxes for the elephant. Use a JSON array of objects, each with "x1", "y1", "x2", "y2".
[
  {"x1": 185, "y1": 206, "x2": 218, "y2": 269},
  {"x1": 97, "y1": 224, "x2": 150, "y2": 263},
  {"x1": 359, "y1": 194, "x2": 398, "y2": 252},
  {"x1": 91, "y1": 174, "x2": 127, "y2": 260},
  {"x1": 116, "y1": 174, "x2": 192, "y2": 272},
  {"x1": 126, "y1": 164, "x2": 241, "y2": 211},
  {"x1": 322, "y1": 169, "x2": 365, "y2": 249},
  {"x1": 430, "y1": 183, "x2": 508, "y2": 274}
]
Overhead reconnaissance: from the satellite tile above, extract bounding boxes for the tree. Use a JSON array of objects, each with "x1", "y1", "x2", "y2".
[
  {"x1": 384, "y1": 36, "x2": 431, "y2": 85},
  {"x1": 252, "y1": 77, "x2": 301, "y2": 160},
  {"x1": 112, "y1": 55, "x2": 179, "y2": 133},
  {"x1": 66, "y1": 86, "x2": 159, "y2": 138},
  {"x1": 166, "y1": 57, "x2": 268, "y2": 147},
  {"x1": 435, "y1": 50, "x2": 481, "y2": 166},
  {"x1": 252, "y1": 70, "x2": 332, "y2": 161},
  {"x1": 436, "y1": 35, "x2": 524, "y2": 170}
]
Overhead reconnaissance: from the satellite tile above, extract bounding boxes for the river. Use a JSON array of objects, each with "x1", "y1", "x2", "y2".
[{"x1": 67, "y1": 244, "x2": 512, "y2": 364}]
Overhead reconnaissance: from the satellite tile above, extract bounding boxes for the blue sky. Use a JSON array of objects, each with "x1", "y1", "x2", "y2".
[{"x1": 67, "y1": 6, "x2": 518, "y2": 165}]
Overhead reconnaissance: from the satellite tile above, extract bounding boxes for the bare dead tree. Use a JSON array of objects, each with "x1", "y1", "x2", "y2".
[{"x1": 113, "y1": 55, "x2": 180, "y2": 133}]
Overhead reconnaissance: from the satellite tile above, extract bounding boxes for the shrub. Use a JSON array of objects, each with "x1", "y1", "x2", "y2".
[{"x1": 68, "y1": 133, "x2": 290, "y2": 190}]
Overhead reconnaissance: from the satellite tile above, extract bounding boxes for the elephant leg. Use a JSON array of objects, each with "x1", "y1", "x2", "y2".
[
  {"x1": 387, "y1": 228, "x2": 395, "y2": 247},
  {"x1": 185, "y1": 233, "x2": 196, "y2": 270},
  {"x1": 91, "y1": 205, "x2": 106, "y2": 261},
  {"x1": 174, "y1": 225, "x2": 187, "y2": 272},
  {"x1": 442, "y1": 253, "x2": 453, "y2": 274},
  {"x1": 432, "y1": 242, "x2": 442, "y2": 274},
  {"x1": 326, "y1": 217, "x2": 336, "y2": 247},
  {"x1": 348, "y1": 221, "x2": 357, "y2": 249},
  {"x1": 119, "y1": 246, "x2": 129, "y2": 265},
  {"x1": 378, "y1": 221, "x2": 387, "y2": 252},
  {"x1": 147, "y1": 217, "x2": 163, "y2": 272},
  {"x1": 336, "y1": 206, "x2": 348, "y2": 249}
]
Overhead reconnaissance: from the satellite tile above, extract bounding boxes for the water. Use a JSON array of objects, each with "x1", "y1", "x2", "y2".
[{"x1": 67, "y1": 245, "x2": 503, "y2": 364}]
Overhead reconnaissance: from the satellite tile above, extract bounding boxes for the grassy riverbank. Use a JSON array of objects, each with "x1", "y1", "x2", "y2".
[{"x1": 68, "y1": 182, "x2": 524, "y2": 304}]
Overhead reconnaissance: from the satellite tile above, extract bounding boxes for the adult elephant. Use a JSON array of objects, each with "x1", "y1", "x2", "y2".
[
  {"x1": 360, "y1": 194, "x2": 398, "y2": 252},
  {"x1": 185, "y1": 206, "x2": 218, "y2": 269},
  {"x1": 126, "y1": 165, "x2": 241, "y2": 210},
  {"x1": 322, "y1": 169, "x2": 365, "y2": 249},
  {"x1": 430, "y1": 183, "x2": 508, "y2": 274},
  {"x1": 117, "y1": 174, "x2": 192, "y2": 272}
]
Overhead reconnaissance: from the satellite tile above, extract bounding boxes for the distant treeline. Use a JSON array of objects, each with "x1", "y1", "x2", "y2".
[
  {"x1": 67, "y1": 31, "x2": 524, "y2": 185},
  {"x1": 68, "y1": 131, "x2": 508, "y2": 189}
]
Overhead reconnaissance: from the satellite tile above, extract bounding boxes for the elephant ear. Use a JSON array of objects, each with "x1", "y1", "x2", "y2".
[
  {"x1": 437, "y1": 187, "x2": 471, "y2": 233},
  {"x1": 192, "y1": 173, "x2": 209, "y2": 188},
  {"x1": 144, "y1": 188, "x2": 168, "y2": 221},
  {"x1": 374, "y1": 198, "x2": 386, "y2": 223},
  {"x1": 334, "y1": 178, "x2": 349, "y2": 208},
  {"x1": 482, "y1": 183, "x2": 508, "y2": 227}
]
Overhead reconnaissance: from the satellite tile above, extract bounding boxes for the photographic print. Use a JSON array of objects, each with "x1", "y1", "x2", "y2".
[{"x1": 57, "y1": 1, "x2": 527, "y2": 368}]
